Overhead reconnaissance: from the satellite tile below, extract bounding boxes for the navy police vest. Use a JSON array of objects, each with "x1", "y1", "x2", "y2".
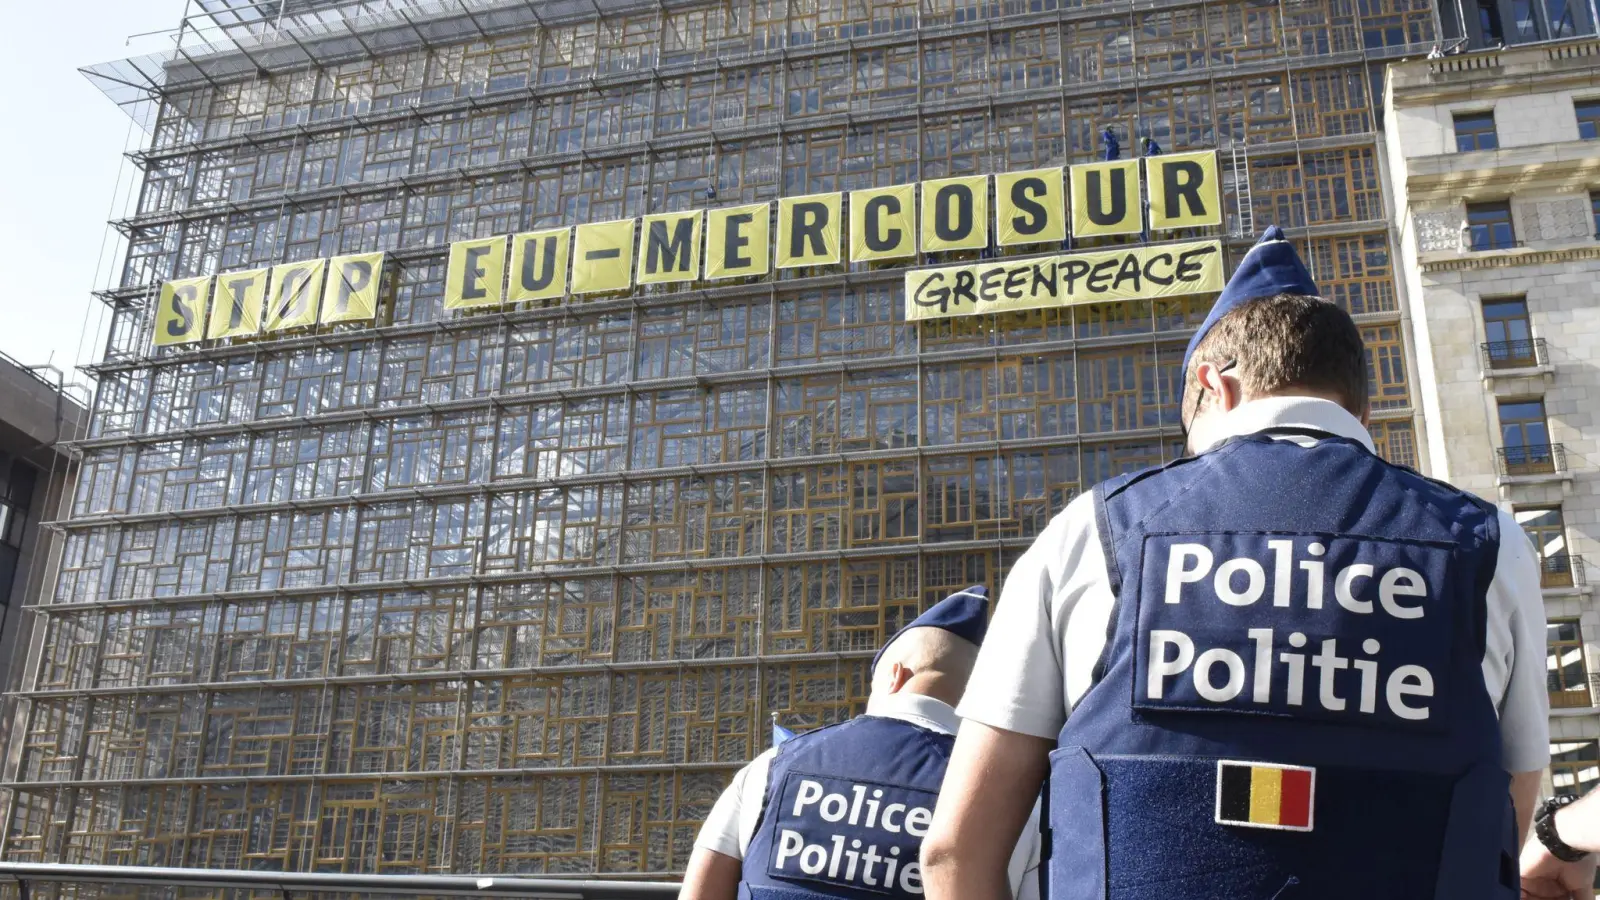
[
  {"x1": 1048, "y1": 431, "x2": 1514, "y2": 900},
  {"x1": 741, "y1": 715, "x2": 951, "y2": 900}
]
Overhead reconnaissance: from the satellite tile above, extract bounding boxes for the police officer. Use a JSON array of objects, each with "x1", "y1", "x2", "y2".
[
  {"x1": 680, "y1": 587, "x2": 1040, "y2": 900},
  {"x1": 920, "y1": 227, "x2": 1551, "y2": 900}
]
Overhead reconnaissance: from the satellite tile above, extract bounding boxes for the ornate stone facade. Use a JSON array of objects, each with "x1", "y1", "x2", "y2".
[
  {"x1": 1515, "y1": 194, "x2": 1595, "y2": 243},
  {"x1": 1415, "y1": 208, "x2": 1466, "y2": 253}
]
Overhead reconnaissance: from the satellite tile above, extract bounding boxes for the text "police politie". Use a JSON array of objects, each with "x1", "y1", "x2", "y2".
[
  {"x1": 1147, "y1": 540, "x2": 1438, "y2": 721},
  {"x1": 773, "y1": 779, "x2": 931, "y2": 894}
]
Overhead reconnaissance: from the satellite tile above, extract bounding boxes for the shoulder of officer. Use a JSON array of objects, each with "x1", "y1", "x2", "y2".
[
  {"x1": 775, "y1": 717, "x2": 858, "y2": 754},
  {"x1": 1324, "y1": 434, "x2": 1506, "y2": 535},
  {"x1": 1377, "y1": 454, "x2": 1502, "y2": 524},
  {"x1": 824, "y1": 712, "x2": 937, "y2": 738},
  {"x1": 1099, "y1": 463, "x2": 1176, "y2": 500},
  {"x1": 1016, "y1": 489, "x2": 1102, "y2": 566},
  {"x1": 777, "y1": 714, "x2": 952, "y2": 771},
  {"x1": 1095, "y1": 450, "x2": 1212, "y2": 503},
  {"x1": 1036, "y1": 488, "x2": 1097, "y2": 532}
]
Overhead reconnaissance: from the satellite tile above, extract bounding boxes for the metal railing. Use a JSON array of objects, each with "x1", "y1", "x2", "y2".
[
  {"x1": 0, "y1": 349, "x2": 68, "y2": 395},
  {"x1": 0, "y1": 863, "x2": 680, "y2": 899},
  {"x1": 1496, "y1": 442, "x2": 1566, "y2": 477},
  {"x1": 1481, "y1": 338, "x2": 1549, "y2": 371},
  {"x1": 1542, "y1": 553, "x2": 1587, "y2": 589}
]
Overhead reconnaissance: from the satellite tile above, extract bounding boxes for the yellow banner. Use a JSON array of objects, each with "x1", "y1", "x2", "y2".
[
  {"x1": 153, "y1": 276, "x2": 211, "y2": 347},
  {"x1": 508, "y1": 229, "x2": 570, "y2": 302},
  {"x1": 705, "y1": 204, "x2": 771, "y2": 279},
  {"x1": 996, "y1": 168, "x2": 1067, "y2": 247},
  {"x1": 264, "y1": 259, "x2": 326, "y2": 332},
  {"x1": 704, "y1": 204, "x2": 771, "y2": 278},
  {"x1": 138, "y1": 160, "x2": 1231, "y2": 349},
  {"x1": 322, "y1": 252, "x2": 384, "y2": 324},
  {"x1": 903, "y1": 240, "x2": 1224, "y2": 321},
  {"x1": 573, "y1": 219, "x2": 636, "y2": 294},
  {"x1": 921, "y1": 176, "x2": 989, "y2": 251},
  {"x1": 638, "y1": 211, "x2": 703, "y2": 284},
  {"x1": 445, "y1": 237, "x2": 507, "y2": 310},
  {"x1": 1148, "y1": 151, "x2": 1223, "y2": 231},
  {"x1": 849, "y1": 185, "x2": 917, "y2": 262},
  {"x1": 206, "y1": 269, "x2": 266, "y2": 340},
  {"x1": 776, "y1": 193, "x2": 842, "y2": 268},
  {"x1": 1071, "y1": 160, "x2": 1143, "y2": 237}
]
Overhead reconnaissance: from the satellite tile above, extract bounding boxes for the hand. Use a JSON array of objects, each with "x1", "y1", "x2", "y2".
[{"x1": 1521, "y1": 837, "x2": 1597, "y2": 899}]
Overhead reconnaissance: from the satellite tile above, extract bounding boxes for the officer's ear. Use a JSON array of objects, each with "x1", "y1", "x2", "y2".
[
  {"x1": 1196, "y1": 360, "x2": 1242, "y2": 413},
  {"x1": 886, "y1": 662, "x2": 914, "y2": 694}
]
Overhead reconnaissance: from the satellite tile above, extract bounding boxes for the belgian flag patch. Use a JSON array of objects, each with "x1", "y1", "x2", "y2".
[{"x1": 1215, "y1": 761, "x2": 1315, "y2": 832}]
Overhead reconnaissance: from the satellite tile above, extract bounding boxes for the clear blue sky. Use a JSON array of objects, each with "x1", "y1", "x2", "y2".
[{"x1": 0, "y1": 2, "x2": 183, "y2": 384}]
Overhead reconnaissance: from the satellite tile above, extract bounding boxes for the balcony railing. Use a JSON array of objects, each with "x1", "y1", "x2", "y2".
[
  {"x1": 1496, "y1": 442, "x2": 1566, "y2": 477},
  {"x1": 1542, "y1": 553, "x2": 1586, "y2": 589},
  {"x1": 1482, "y1": 338, "x2": 1549, "y2": 371},
  {"x1": 1551, "y1": 680, "x2": 1593, "y2": 709}
]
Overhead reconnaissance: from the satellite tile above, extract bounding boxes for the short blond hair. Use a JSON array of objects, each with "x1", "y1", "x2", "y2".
[{"x1": 876, "y1": 627, "x2": 979, "y2": 685}]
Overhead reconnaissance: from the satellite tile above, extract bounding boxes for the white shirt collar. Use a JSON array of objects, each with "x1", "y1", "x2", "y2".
[
  {"x1": 865, "y1": 691, "x2": 961, "y2": 736},
  {"x1": 1191, "y1": 396, "x2": 1375, "y2": 455}
]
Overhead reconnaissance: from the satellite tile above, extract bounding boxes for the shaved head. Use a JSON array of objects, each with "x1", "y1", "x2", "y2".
[{"x1": 871, "y1": 627, "x2": 981, "y2": 707}]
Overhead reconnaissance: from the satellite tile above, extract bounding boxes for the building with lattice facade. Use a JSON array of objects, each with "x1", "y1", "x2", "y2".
[{"x1": 0, "y1": 0, "x2": 1565, "y2": 880}]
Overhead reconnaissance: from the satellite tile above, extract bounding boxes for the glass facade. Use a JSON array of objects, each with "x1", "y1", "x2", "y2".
[{"x1": 10, "y1": 0, "x2": 1422, "y2": 878}]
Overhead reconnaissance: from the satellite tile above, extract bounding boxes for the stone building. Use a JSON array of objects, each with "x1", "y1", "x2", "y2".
[{"x1": 1384, "y1": 38, "x2": 1600, "y2": 797}]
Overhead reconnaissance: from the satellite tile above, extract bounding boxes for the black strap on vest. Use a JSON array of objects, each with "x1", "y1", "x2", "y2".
[
  {"x1": 1251, "y1": 425, "x2": 1344, "y2": 442},
  {"x1": 1211, "y1": 426, "x2": 1346, "y2": 457}
]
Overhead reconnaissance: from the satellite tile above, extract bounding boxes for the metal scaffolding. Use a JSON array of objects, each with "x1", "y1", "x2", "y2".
[
  {"x1": 0, "y1": 861, "x2": 678, "y2": 899},
  {"x1": 11, "y1": 0, "x2": 1428, "y2": 885}
]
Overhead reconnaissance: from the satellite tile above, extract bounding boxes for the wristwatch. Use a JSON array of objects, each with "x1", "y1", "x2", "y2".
[{"x1": 1535, "y1": 795, "x2": 1589, "y2": 863}]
